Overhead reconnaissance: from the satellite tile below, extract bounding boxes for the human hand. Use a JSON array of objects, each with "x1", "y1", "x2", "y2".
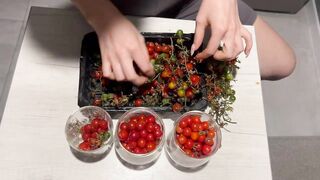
[
  {"x1": 89, "y1": 1, "x2": 154, "y2": 85},
  {"x1": 192, "y1": 0, "x2": 253, "y2": 61}
]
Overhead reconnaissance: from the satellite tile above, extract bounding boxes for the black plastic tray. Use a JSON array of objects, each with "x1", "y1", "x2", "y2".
[{"x1": 78, "y1": 32, "x2": 208, "y2": 113}]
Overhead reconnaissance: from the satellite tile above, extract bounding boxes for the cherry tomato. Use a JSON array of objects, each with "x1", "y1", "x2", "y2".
[
  {"x1": 146, "y1": 133, "x2": 155, "y2": 142},
  {"x1": 136, "y1": 121, "x2": 145, "y2": 131},
  {"x1": 185, "y1": 88, "x2": 194, "y2": 98},
  {"x1": 161, "y1": 45, "x2": 170, "y2": 53},
  {"x1": 91, "y1": 118, "x2": 100, "y2": 129},
  {"x1": 202, "y1": 121, "x2": 209, "y2": 130},
  {"x1": 81, "y1": 133, "x2": 91, "y2": 142},
  {"x1": 154, "y1": 123, "x2": 161, "y2": 131},
  {"x1": 177, "y1": 88, "x2": 185, "y2": 97},
  {"x1": 155, "y1": 44, "x2": 162, "y2": 52},
  {"x1": 146, "y1": 42, "x2": 155, "y2": 48},
  {"x1": 147, "y1": 46, "x2": 154, "y2": 55},
  {"x1": 146, "y1": 142, "x2": 156, "y2": 152},
  {"x1": 207, "y1": 129, "x2": 216, "y2": 138},
  {"x1": 118, "y1": 130, "x2": 129, "y2": 141},
  {"x1": 184, "y1": 149, "x2": 193, "y2": 156},
  {"x1": 146, "y1": 115, "x2": 156, "y2": 123},
  {"x1": 120, "y1": 122, "x2": 129, "y2": 131},
  {"x1": 168, "y1": 81, "x2": 176, "y2": 89},
  {"x1": 190, "y1": 74, "x2": 201, "y2": 86},
  {"x1": 91, "y1": 132, "x2": 99, "y2": 139},
  {"x1": 192, "y1": 115, "x2": 201, "y2": 124},
  {"x1": 134, "y1": 99, "x2": 143, "y2": 107},
  {"x1": 137, "y1": 138, "x2": 147, "y2": 148},
  {"x1": 99, "y1": 119, "x2": 108, "y2": 131},
  {"x1": 202, "y1": 144, "x2": 212, "y2": 155},
  {"x1": 177, "y1": 135, "x2": 187, "y2": 145},
  {"x1": 184, "y1": 116, "x2": 192, "y2": 126},
  {"x1": 129, "y1": 130, "x2": 140, "y2": 141},
  {"x1": 140, "y1": 129, "x2": 148, "y2": 138},
  {"x1": 179, "y1": 119, "x2": 188, "y2": 129},
  {"x1": 134, "y1": 147, "x2": 143, "y2": 154},
  {"x1": 79, "y1": 141, "x2": 91, "y2": 151},
  {"x1": 190, "y1": 132, "x2": 199, "y2": 141},
  {"x1": 198, "y1": 135, "x2": 206, "y2": 143},
  {"x1": 186, "y1": 63, "x2": 193, "y2": 71},
  {"x1": 175, "y1": 68, "x2": 184, "y2": 78},
  {"x1": 128, "y1": 120, "x2": 137, "y2": 130},
  {"x1": 146, "y1": 123, "x2": 155, "y2": 133},
  {"x1": 184, "y1": 139, "x2": 194, "y2": 150},
  {"x1": 154, "y1": 129, "x2": 163, "y2": 139},
  {"x1": 83, "y1": 124, "x2": 94, "y2": 134},
  {"x1": 161, "y1": 69, "x2": 172, "y2": 79},
  {"x1": 128, "y1": 141, "x2": 137, "y2": 149},
  {"x1": 198, "y1": 123, "x2": 204, "y2": 131},
  {"x1": 176, "y1": 126, "x2": 183, "y2": 134},
  {"x1": 93, "y1": 98, "x2": 102, "y2": 106},
  {"x1": 183, "y1": 127, "x2": 192, "y2": 137},
  {"x1": 194, "y1": 143, "x2": 202, "y2": 152},
  {"x1": 172, "y1": 103, "x2": 183, "y2": 112},
  {"x1": 205, "y1": 138, "x2": 214, "y2": 146}
]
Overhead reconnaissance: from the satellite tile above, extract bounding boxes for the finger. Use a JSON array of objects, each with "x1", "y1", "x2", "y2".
[
  {"x1": 132, "y1": 39, "x2": 154, "y2": 77},
  {"x1": 195, "y1": 26, "x2": 225, "y2": 60},
  {"x1": 192, "y1": 20, "x2": 206, "y2": 55},
  {"x1": 120, "y1": 52, "x2": 148, "y2": 86},
  {"x1": 99, "y1": 39, "x2": 115, "y2": 80},
  {"x1": 109, "y1": 52, "x2": 126, "y2": 81},
  {"x1": 241, "y1": 27, "x2": 253, "y2": 56}
]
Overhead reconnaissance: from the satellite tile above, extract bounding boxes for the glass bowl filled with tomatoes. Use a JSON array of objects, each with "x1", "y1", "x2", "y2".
[
  {"x1": 165, "y1": 111, "x2": 221, "y2": 168},
  {"x1": 65, "y1": 106, "x2": 114, "y2": 156},
  {"x1": 114, "y1": 107, "x2": 165, "y2": 166}
]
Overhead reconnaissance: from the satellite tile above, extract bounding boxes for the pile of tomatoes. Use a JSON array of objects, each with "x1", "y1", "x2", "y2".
[
  {"x1": 78, "y1": 118, "x2": 110, "y2": 151},
  {"x1": 117, "y1": 113, "x2": 163, "y2": 154},
  {"x1": 175, "y1": 115, "x2": 216, "y2": 158}
]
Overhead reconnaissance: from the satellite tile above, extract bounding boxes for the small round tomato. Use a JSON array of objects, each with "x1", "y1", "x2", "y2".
[
  {"x1": 154, "y1": 123, "x2": 161, "y2": 131},
  {"x1": 202, "y1": 144, "x2": 212, "y2": 155},
  {"x1": 137, "y1": 138, "x2": 147, "y2": 148},
  {"x1": 185, "y1": 88, "x2": 194, "y2": 98},
  {"x1": 198, "y1": 123, "x2": 204, "y2": 131},
  {"x1": 168, "y1": 81, "x2": 176, "y2": 89},
  {"x1": 136, "y1": 121, "x2": 145, "y2": 131},
  {"x1": 81, "y1": 133, "x2": 91, "y2": 142},
  {"x1": 91, "y1": 132, "x2": 99, "y2": 139},
  {"x1": 175, "y1": 68, "x2": 184, "y2": 78},
  {"x1": 205, "y1": 138, "x2": 214, "y2": 146},
  {"x1": 161, "y1": 45, "x2": 170, "y2": 53},
  {"x1": 183, "y1": 127, "x2": 192, "y2": 137},
  {"x1": 172, "y1": 103, "x2": 183, "y2": 112},
  {"x1": 129, "y1": 130, "x2": 140, "y2": 141},
  {"x1": 79, "y1": 141, "x2": 91, "y2": 151},
  {"x1": 161, "y1": 69, "x2": 172, "y2": 79},
  {"x1": 194, "y1": 143, "x2": 202, "y2": 152},
  {"x1": 177, "y1": 88, "x2": 185, "y2": 97},
  {"x1": 134, "y1": 99, "x2": 143, "y2": 107},
  {"x1": 146, "y1": 122, "x2": 155, "y2": 133},
  {"x1": 191, "y1": 123, "x2": 199, "y2": 132},
  {"x1": 190, "y1": 132, "x2": 199, "y2": 141},
  {"x1": 198, "y1": 135, "x2": 206, "y2": 143},
  {"x1": 155, "y1": 44, "x2": 162, "y2": 52},
  {"x1": 83, "y1": 124, "x2": 94, "y2": 134},
  {"x1": 98, "y1": 119, "x2": 108, "y2": 131},
  {"x1": 207, "y1": 129, "x2": 216, "y2": 138},
  {"x1": 140, "y1": 129, "x2": 148, "y2": 138},
  {"x1": 146, "y1": 133, "x2": 155, "y2": 142},
  {"x1": 128, "y1": 120, "x2": 137, "y2": 130},
  {"x1": 177, "y1": 135, "x2": 187, "y2": 145},
  {"x1": 176, "y1": 126, "x2": 183, "y2": 134},
  {"x1": 128, "y1": 141, "x2": 137, "y2": 149},
  {"x1": 146, "y1": 142, "x2": 156, "y2": 152},
  {"x1": 186, "y1": 63, "x2": 193, "y2": 71},
  {"x1": 120, "y1": 122, "x2": 129, "y2": 131},
  {"x1": 154, "y1": 129, "x2": 163, "y2": 139},
  {"x1": 91, "y1": 118, "x2": 100, "y2": 129},
  {"x1": 93, "y1": 99, "x2": 102, "y2": 106},
  {"x1": 190, "y1": 74, "x2": 201, "y2": 86},
  {"x1": 192, "y1": 115, "x2": 201, "y2": 124},
  {"x1": 202, "y1": 121, "x2": 209, "y2": 130},
  {"x1": 134, "y1": 147, "x2": 143, "y2": 154},
  {"x1": 146, "y1": 115, "x2": 155, "y2": 123},
  {"x1": 184, "y1": 149, "x2": 193, "y2": 156},
  {"x1": 179, "y1": 119, "x2": 188, "y2": 129},
  {"x1": 118, "y1": 130, "x2": 129, "y2": 141},
  {"x1": 184, "y1": 139, "x2": 194, "y2": 150},
  {"x1": 146, "y1": 42, "x2": 155, "y2": 48}
]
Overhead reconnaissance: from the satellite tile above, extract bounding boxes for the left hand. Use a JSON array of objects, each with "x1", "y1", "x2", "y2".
[{"x1": 192, "y1": 0, "x2": 253, "y2": 61}]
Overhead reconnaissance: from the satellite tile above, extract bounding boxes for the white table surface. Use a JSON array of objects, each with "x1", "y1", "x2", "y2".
[{"x1": 0, "y1": 7, "x2": 272, "y2": 180}]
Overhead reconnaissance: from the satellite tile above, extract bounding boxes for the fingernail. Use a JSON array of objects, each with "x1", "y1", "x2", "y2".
[{"x1": 191, "y1": 44, "x2": 195, "y2": 56}]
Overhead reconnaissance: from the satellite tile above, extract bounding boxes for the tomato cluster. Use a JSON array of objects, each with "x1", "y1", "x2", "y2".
[
  {"x1": 175, "y1": 115, "x2": 216, "y2": 158},
  {"x1": 78, "y1": 118, "x2": 110, "y2": 151},
  {"x1": 118, "y1": 113, "x2": 163, "y2": 154}
]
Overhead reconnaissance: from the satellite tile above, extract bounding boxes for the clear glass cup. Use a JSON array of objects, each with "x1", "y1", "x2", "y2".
[
  {"x1": 165, "y1": 111, "x2": 222, "y2": 169},
  {"x1": 114, "y1": 107, "x2": 165, "y2": 166},
  {"x1": 65, "y1": 106, "x2": 114, "y2": 158}
]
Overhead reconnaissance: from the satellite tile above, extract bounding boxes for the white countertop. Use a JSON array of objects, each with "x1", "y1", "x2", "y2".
[{"x1": 0, "y1": 7, "x2": 272, "y2": 180}]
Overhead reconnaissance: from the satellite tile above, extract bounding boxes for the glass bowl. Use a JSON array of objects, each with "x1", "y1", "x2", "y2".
[
  {"x1": 165, "y1": 111, "x2": 221, "y2": 168},
  {"x1": 65, "y1": 106, "x2": 114, "y2": 157},
  {"x1": 114, "y1": 107, "x2": 165, "y2": 166}
]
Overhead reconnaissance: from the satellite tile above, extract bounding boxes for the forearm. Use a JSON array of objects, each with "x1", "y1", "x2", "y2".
[{"x1": 71, "y1": 0, "x2": 122, "y2": 32}]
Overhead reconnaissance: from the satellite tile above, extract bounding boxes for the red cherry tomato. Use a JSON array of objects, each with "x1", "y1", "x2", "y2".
[
  {"x1": 83, "y1": 124, "x2": 94, "y2": 134},
  {"x1": 202, "y1": 121, "x2": 209, "y2": 130},
  {"x1": 146, "y1": 115, "x2": 156, "y2": 123},
  {"x1": 91, "y1": 118, "x2": 100, "y2": 129},
  {"x1": 179, "y1": 119, "x2": 188, "y2": 129},
  {"x1": 190, "y1": 74, "x2": 201, "y2": 86},
  {"x1": 191, "y1": 123, "x2": 199, "y2": 132},
  {"x1": 128, "y1": 120, "x2": 137, "y2": 130},
  {"x1": 207, "y1": 129, "x2": 216, "y2": 138},
  {"x1": 198, "y1": 135, "x2": 206, "y2": 143},
  {"x1": 91, "y1": 132, "x2": 99, "y2": 139},
  {"x1": 128, "y1": 130, "x2": 140, "y2": 141},
  {"x1": 192, "y1": 115, "x2": 201, "y2": 124},
  {"x1": 202, "y1": 145, "x2": 212, "y2": 155},
  {"x1": 205, "y1": 138, "x2": 214, "y2": 146},
  {"x1": 81, "y1": 133, "x2": 91, "y2": 142},
  {"x1": 98, "y1": 119, "x2": 108, "y2": 131},
  {"x1": 134, "y1": 99, "x2": 143, "y2": 107},
  {"x1": 155, "y1": 44, "x2": 162, "y2": 52},
  {"x1": 140, "y1": 129, "x2": 148, "y2": 138},
  {"x1": 184, "y1": 139, "x2": 194, "y2": 150},
  {"x1": 177, "y1": 135, "x2": 187, "y2": 145},
  {"x1": 146, "y1": 133, "x2": 155, "y2": 142},
  {"x1": 154, "y1": 129, "x2": 163, "y2": 139},
  {"x1": 118, "y1": 130, "x2": 129, "y2": 141},
  {"x1": 137, "y1": 138, "x2": 147, "y2": 148},
  {"x1": 176, "y1": 126, "x2": 183, "y2": 134},
  {"x1": 186, "y1": 63, "x2": 193, "y2": 71},
  {"x1": 185, "y1": 88, "x2": 194, "y2": 99},
  {"x1": 79, "y1": 141, "x2": 91, "y2": 151},
  {"x1": 172, "y1": 103, "x2": 183, "y2": 112},
  {"x1": 146, "y1": 141, "x2": 156, "y2": 152},
  {"x1": 120, "y1": 122, "x2": 129, "y2": 131},
  {"x1": 183, "y1": 127, "x2": 192, "y2": 137}
]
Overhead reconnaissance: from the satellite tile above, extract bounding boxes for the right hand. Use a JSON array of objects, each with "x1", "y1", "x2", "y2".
[{"x1": 93, "y1": 9, "x2": 154, "y2": 85}]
